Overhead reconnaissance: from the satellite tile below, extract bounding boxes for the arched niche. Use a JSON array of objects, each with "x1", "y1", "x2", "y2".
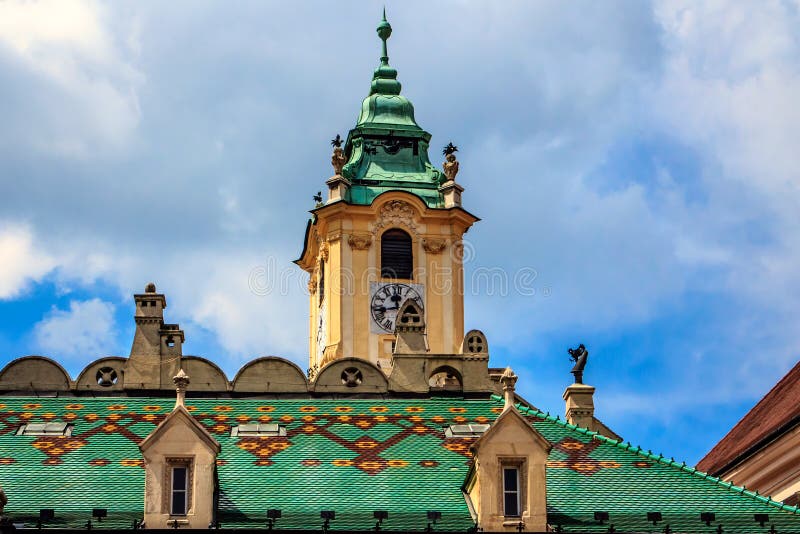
[
  {"x1": 0, "y1": 356, "x2": 71, "y2": 392},
  {"x1": 429, "y1": 365, "x2": 463, "y2": 392},
  {"x1": 313, "y1": 357, "x2": 388, "y2": 394},
  {"x1": 232, "y1": 356, "x2": 308, "y2": 393},
  {"x1": 181, "y1": 356, "x2": 229, "y2": 392},
  {"x1": 462, "y1": 329, "x2": 489, "y2": 355},
  {"x1": 75, "y1": 357, "x2": 126, "y2": 391}
]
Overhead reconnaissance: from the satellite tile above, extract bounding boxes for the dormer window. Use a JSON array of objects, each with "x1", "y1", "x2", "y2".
[
  {"x1": 171, "y1": 465, "x2": 188, "y2": 515},
  {"x1": 17, "y1": 423, "x2": 72, "y2": 436},
  {"x1": 503, "y1": 466, "x2": 521, "y2": 517},
  {"x1": 165, "y1": 458, "x2": 192, "y2": 517},
  {"x1": 445, "y1": 424, "x2": 490, "y2": 438},
  {"x1": 381, "y1": 229, "x2": 412, "y2": 279},
  {"x1": 230, "y1": 423, "x2": 286, "y2": 437}
]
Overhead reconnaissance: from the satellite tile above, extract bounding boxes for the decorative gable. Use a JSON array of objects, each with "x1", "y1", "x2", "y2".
[
  {"x1": 139, "y1": 371, "x2": 220, "y2": 529},
  {"x1": 466, "y1": 405, "x2": 552, "y2": 532}
]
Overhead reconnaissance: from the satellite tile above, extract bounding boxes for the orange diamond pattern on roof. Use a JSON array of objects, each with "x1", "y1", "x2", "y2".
[{"x1": 0, "y1": 396, "x2": 797, "y2": 531}]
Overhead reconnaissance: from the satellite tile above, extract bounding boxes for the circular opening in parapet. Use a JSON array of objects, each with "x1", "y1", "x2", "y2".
[
  {"x1": 341, "y1": 367, "x2": 363, "y2": 387},
  {"x1": 96, "y1": 367, "x2": 118, "y2": 387},
  {"x1": 467, "y1": 334, "x2": 484, "y2": 353}
]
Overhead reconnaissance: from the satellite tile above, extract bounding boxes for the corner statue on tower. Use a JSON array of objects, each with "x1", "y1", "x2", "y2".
[{"x1": 568, "y1": 344, "x2": 589, "y2": 384}]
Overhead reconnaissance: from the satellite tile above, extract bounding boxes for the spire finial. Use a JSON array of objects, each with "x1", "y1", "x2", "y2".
[
  {"x1": 377, "y1": 8, "x2": 392, "y2": 64},
  {"x1": 370, "y1": 10, "x2": 401, "y2": 96},
  {"x1": 500, "y1": 367, "x2": 518, "y2": 411},
  {"x1": 173, "y1": 369, "x2": 190, "y2": 409}
]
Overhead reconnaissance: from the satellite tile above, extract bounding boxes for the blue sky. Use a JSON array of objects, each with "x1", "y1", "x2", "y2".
[{"x1": 1, "y1": 1, "x2": 800, "y2": 466}]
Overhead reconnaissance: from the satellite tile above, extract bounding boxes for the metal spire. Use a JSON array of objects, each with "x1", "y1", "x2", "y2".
[
  {"x1": 377, "y1": 7, "x2": 392, "y2": 65},
  {"x1": 370, "y1": 9, "x2": 401, "y2": 95}
]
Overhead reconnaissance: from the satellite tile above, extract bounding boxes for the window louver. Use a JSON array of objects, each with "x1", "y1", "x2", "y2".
[{"x1": 381, "y1": 229, "x2": 413, "y2": 279}]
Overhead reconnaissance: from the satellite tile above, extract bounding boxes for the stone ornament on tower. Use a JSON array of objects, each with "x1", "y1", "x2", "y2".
[
  {"x1": 331, "y1": 134, "x2": 345, "y2": 176},
  {"x1": 422, "y1": 237, "x2": 447, "y2": 254},
  {"x1": 442, "y1": 142, "x2": 459, "y2": 181},
  {"x1": 326, "y1": 134, "x2": 351, "y2": 202},
  {"x1": 347, "y1": 233, "x2": 373, "y2": 250},
  {"x1": 439, "y1": 142, "x2": 464, "y2": 208}
]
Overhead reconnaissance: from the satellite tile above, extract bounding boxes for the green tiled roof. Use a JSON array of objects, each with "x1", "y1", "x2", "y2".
[
  {"x1": 512, "y1": 401, "x2": 800, "y2": 532},
  {"x1": 0, "y1": 396, "x2": 798, "y2": 532}
]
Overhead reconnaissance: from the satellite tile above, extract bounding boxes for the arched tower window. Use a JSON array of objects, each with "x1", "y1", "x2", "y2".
[
  {"x1": 381, "y1": 229, "x2": 412, "y2": 279},
  {"x1": 319, "y1": 259, "x2": 325, "y2": 306}
]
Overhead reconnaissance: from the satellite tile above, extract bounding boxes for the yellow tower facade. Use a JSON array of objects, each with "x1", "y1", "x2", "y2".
[
  {"x1": 297, "y1": 192, "x2": 478, "y2": 374},
  {"x1": 296, "y1": 14, "x2": 478, "y2": 375}
]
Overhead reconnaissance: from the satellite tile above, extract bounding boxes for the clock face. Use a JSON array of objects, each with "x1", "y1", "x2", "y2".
[{"x1": 370, "y1": 282, "x2": 424, "y2": 333}]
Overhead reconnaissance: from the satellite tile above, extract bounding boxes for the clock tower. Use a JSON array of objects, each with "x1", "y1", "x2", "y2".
[{"x1": 296, "y1": 12, "x2": 478, "y2": 376}]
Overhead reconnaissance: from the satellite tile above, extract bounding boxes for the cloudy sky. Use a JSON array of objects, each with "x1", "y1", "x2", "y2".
[{"x1": 2, "y1": 0, "x2": 800, "y2": 465}]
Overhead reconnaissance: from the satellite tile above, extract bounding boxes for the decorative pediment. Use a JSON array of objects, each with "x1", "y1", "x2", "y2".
[
  {"x1": 139, "y1": 406, "x2": 220, "y2": 455},
  {"x1": 372, "y1": 200, "x2": 418, "y2": 235},
  {"x1": 471, "y1": 405, "x2": 551, "y2": 455}
]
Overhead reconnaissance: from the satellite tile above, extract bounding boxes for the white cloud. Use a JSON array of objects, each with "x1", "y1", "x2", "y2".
[
  {"x1": 33, "y1": 298, "x2": 117, "y2": 361},
  {"x1": 153, "y1": 251, "x2": 308, "y2": 366},
  {"x1": 464, "y1": 138, "x2": 684, "y2": 343},
  {"x1": 2, "y1": 4, "x2": 800, "y2": 450},
  {"x1": 37, "y1": 244, "x2": 308, "y2": 372},
  {"x1": 0, "y1": 0, "x2": 143, "y2": 156},
  {"x1": 0, "y1": 225, "x2": 55, "y2": 299},
  {"x1": 0, "y1": 0, "x2": 107, "y2": 57},
  {"x1": 647, "y1": 0, "x2": 800, "y2": 327}
]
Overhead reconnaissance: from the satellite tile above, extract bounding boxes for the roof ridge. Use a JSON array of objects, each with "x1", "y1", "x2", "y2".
[{"x1": 491, "y1": 395, "x2": 800, "y2": 516}]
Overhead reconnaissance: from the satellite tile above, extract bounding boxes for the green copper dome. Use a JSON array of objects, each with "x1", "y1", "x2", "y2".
[{"x1": 341, "y1": 11, "x2": 446, "y2": 208}]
